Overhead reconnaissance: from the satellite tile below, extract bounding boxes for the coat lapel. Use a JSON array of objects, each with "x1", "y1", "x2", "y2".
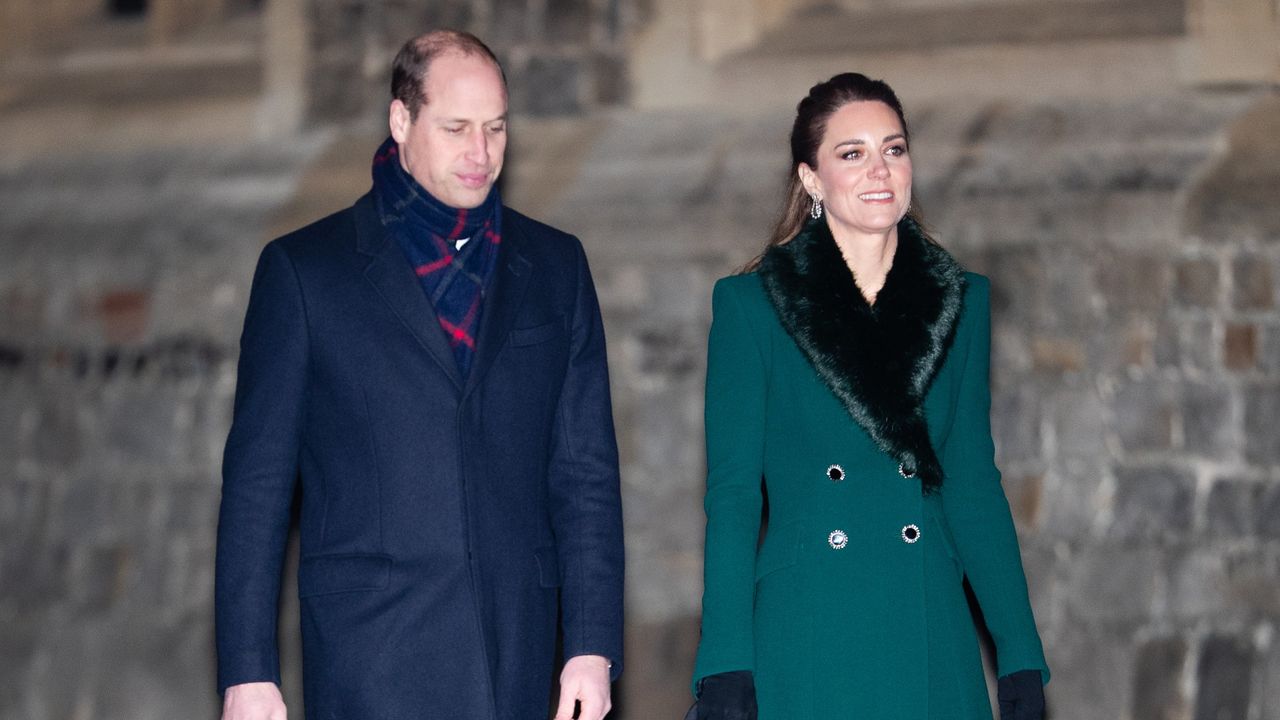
[
  {"x1": 757, "y1": 216, "x2": 965, "y2": 493},
  {"x1": 463, "y1": 208, "x2": 533, "y2": 397},
  {"x1": 355, "y1": 193, "x2": 465, "y2": 391}
]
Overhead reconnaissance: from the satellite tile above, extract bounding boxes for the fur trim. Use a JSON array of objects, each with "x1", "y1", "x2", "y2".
[{"x1": 758, "y1": 216, "x2": 966, "y2": 493}]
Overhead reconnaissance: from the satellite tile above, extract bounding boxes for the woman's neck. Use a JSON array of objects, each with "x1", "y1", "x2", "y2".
[{"x1": 830, "y1": 224, "x2": 898, "y2": 305}]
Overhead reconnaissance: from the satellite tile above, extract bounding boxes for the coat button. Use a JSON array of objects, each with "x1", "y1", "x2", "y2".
[
  {"x1": 898, "y1": 462, "x2": 916, "y2": 479},
  {"x1": 901, "y1": 524, "x2": 921, "y2": 544},
  {"x1": 826, "y1": 464, "x2": 844, "y2": 482},
  {"x1": 828, "y1": 530, "x2": 849, "y2": 549}
]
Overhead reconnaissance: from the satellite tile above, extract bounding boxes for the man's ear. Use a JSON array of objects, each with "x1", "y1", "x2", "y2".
[{"x1": 389, "y1": 99, "x2": 412, "y2": 144}]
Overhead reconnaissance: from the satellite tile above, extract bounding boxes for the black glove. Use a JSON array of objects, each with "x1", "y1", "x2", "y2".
[
  {"x1": 683, "y1": 670, "x2": 757, "y2": 720},
  {"x1": 998, "y1": 669, "x2": 1045, "y2": 720}
]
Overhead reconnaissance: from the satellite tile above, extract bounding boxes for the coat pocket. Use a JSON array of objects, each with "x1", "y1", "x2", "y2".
[
  {"x1": 754, "y1": 520, "x2": 802, "y2": 582},
  {"x1": 534, "y1": 546, "x2": 562, "y2": 588},
  {"x1": 298, "y1": 553, "x2": 392, "y2": 597},
  {"x1": 509, "y1": 321, "x2": 564, "y2": 347}
]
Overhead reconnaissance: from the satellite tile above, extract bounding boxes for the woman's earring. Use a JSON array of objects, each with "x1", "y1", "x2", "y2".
[{"x1": 809, "y1": 196, "x2": 823, "y2": 220}]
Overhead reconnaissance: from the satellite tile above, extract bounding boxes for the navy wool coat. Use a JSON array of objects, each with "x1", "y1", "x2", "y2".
[{"x1": 215, "y1": 193, "x2": 624, "y2": 720}]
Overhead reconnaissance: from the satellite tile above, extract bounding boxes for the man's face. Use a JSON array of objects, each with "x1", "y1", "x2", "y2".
[{"x1": 389, "y1": 52, "x2": 508, "y2": 209}]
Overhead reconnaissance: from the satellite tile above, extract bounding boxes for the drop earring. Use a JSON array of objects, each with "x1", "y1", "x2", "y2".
[{"x1": 809, "y1": 196, "x2": 823, "y2": 220}]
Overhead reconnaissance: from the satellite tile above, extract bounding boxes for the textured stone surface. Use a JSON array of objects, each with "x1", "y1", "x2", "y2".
[
  {"x1": 3, "y1": 6, "x2": 1280, "y2": 720},
  {"x1": 1194, "y1": 635, "x2": 1255, "y2": 720},
  {"x1": 1132, "y1": 636, "x2": 1189, "y2": 720}
]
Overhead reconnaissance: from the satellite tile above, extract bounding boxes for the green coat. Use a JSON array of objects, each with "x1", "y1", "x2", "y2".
[{"x1": 693, "y1": 219, "x2": 1048, "y2": 719}]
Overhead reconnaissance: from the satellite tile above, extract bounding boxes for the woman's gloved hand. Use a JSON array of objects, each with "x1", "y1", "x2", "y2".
[
  {"x1": 683, "y1": 670, "x2": 757, "y2": 720},
  {"x1": 997, "y1": 669, "x2": 1046, "y2": 720}
]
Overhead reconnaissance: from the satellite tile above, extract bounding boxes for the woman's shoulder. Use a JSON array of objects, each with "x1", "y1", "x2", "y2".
[{"x1": 712, "y1": 272, "x2": 773, "y2": 314}]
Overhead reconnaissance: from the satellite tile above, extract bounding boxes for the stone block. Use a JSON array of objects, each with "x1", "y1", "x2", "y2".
[
  {"x1": 1205, "y1": 478, "x2": 1261, "y2": 539},
  {"x1": 545, "y1": 0, "x2": 593, "y2": 44},
  {"x1": 1109, "y1": 465, "x2": 1195, "y2": 542},
  {"x1": 1152, "y1": 316, "x2": 1216, "y2": 374},
  {"x1": 1131, "y1": 636, "x2": 1189, "y2": 720},
  {"x1": 1037, "y1": 461, "x2": 1107, "y2": 540},
  {"x1": 1258, "y1": 482, "x2": 1280, "y2": 541},
  {"x1": 1173, "y1": 257, "x2": 1219, "y2": 308},
  {"x1": 1243, "y1": 384, "x2": 1280, "y2": 464},
  {"x1": 94, "y1": 288, "x2": 151, "y2": 345},
  {"x1": 1180, "y1": 381, "x2": 1235, "y2": 459},
  {"x1": 1051, "y1": 386, "x2": 1107, "y2": 460},
  {"x1": 1167, "y1": 548, "x2": 1230, "y2": 622},
  {"x1": 1263, "y1": 639, "x2": 1280, "y2": 720},
  {"x1": 1262, "y1": 323, "x2": 1280, "y2": 376},
  {"x1": 1045, "y1": 624, "x2": 1134, "y2": 719},
  {"x1": 1062, "y1": 546, "x2": 1160, "y2": 624},
  {"x1": 1194, "y1": 634, "x2": 1254, "y2": 720},
  {"x1": 30, "y1": 391, "x2": 84, "y2": 471},
  {"x1": 519, "y1": 55, "x2": 582, "y2": 116},
  {"x1": 1223, "y1": 322, "x2": 1258, "y2": 371},
  {"x1": 1222, "y1": 546, "x2": 1280, "y2": 616},
  {"x1": 1233, "y1": 253, "x2": 1275, "y2": 310},
  {"x1": 591, "y1": 52, "x2": 630, "y2": 106},
  {"x1": 1112, "y1": 379, "x2": 1176, "y2": 453},
  {"x1": 100, "y1": 385, "x2": 192, "y2": 468},
  {"x1": 1096, "y1": 249, "x2": 1172, "y2": 316},
  {"x1": 616, "y1": 616, "x2": 700, "y2": 717}
]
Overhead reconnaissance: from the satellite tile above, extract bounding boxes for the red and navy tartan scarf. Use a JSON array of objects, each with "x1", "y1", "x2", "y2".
[{"x1": 371, "y1": 136, "x2": 502, "y2": 378}]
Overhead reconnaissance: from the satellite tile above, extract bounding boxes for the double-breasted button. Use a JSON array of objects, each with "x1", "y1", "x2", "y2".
[
  {"x1": 828, "y1": 529, "x2": 849, "y2": 549},
  {"x1": 898, "y1": 462, "x2": 916, "y2": 479},
  {"x1": 826, "y1": 464, "x2": 845, "y2": 482},
  {"x1": 901, "y1": 524, "x2": 921, "y2": 544}
]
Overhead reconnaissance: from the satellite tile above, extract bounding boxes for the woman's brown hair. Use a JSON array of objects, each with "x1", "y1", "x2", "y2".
[{"x1": 743, "y1": 72, "x2": 925, "y2": 272}]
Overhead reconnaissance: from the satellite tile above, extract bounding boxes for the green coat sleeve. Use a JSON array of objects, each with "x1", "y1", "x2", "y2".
[
  {"x1": 692, "y1": 277, "x2": 769, "y2": 690},
  {"x1": 939, "y1": 275, "x2": 1050, "y2": 683}
]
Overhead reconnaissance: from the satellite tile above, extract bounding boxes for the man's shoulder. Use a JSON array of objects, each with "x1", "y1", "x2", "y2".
[
  {"x1": 270, "y1": 194, "x2": 370, "y2": 259},
  {"x1": 502, "y1": 206, "x2": 580, "y2": 251}
]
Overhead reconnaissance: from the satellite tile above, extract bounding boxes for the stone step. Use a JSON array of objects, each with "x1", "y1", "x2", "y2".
[
  {"x1": 758, "y1": 0, "x2": 1185, "y2": 55},
  {"x1": 705, "y1": 0, "x2": 1191, "y2": 109},
  {"x1": 710, "y1": 35, "x2": 1188, "y2": 109}
]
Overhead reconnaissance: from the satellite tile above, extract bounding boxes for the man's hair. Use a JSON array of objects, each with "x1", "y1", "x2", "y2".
[{"x1": 391, "y1": 30, "x2": 506, "y2": 120}]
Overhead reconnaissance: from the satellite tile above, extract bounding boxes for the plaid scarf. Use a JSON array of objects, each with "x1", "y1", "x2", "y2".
[{"x1": 371, "y1": 136, "x2": 502, "y2": 378}]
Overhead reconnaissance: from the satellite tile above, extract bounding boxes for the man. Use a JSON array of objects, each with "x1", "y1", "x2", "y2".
[{"x1": 215, "y1": 30, "x2": 623, "y2": 720}]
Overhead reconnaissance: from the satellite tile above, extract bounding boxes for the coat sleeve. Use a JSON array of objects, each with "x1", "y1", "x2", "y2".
[
  {"x1": 214, "y1": 240, "x2": 309, "y2": 693},
  {"x1": 939, "y1": 275, "x2": 1050, "y2": 683},
  {"x1": 546, "y1": 238, "x2": 625, "y2": 678},
  {"x1": 692, "y1": 277, "x2": 768, "y2": 691}
]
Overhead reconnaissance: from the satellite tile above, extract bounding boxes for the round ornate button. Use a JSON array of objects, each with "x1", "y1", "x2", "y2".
[
  {"x1": 898, "y1": 462, "x2": 916, "y2": 479},
  {"x1": 826, "y1": 464, "x2": 845, "y2": 482},
  {"x1": 828, "y1": 530, "x2": 849, "y2": 550},
  {"x1": 901, "y1": 524, "x2": 921, "y2": 544}
]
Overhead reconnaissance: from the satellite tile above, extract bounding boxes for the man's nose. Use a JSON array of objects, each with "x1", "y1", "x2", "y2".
[{"x1": 466, "y1": 129, "x2": 489, "y2": 165}]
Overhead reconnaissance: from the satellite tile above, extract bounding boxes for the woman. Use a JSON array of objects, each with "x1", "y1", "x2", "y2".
[{"x1": 687, "y1": 73, "x2": 1050, "y2": 720}]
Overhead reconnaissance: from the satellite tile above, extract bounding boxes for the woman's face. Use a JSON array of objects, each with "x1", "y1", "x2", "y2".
[{"x1": 799, "y1": 100, "x2": 912, "y2": 241}]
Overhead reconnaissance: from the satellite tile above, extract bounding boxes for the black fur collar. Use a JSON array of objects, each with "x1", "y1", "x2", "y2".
[{"x1": 758, "y1": 216, "x2": 966, "y2": 493}]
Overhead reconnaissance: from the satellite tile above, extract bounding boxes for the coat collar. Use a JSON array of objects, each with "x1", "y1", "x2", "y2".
[
  {"x1": 355, "y1": 193, "x2": 532, "y2": 395},
  {"x1": 757, "y1": 216, "x2": 966, "y2": 492}
]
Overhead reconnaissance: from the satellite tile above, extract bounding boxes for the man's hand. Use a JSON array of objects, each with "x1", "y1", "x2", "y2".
[
  {"x1": 222, "y1": 681, "x2": 286, "y2": 720},
  {"x1": 553, "y1": 654, "x2": 612, "y2": 720}
]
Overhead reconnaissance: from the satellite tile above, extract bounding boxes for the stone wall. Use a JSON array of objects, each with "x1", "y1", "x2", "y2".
[
  {"x1": 2, "y1": 1, "x2": 1279, "y2": 718},
  {"x1": 307, "y1": 0, "x2": 648, "y2": 126}
]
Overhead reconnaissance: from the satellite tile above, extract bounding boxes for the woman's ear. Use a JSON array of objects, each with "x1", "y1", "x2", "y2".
[{"x1": 798, "y1": 163, "x2": 821, "y2": 200}]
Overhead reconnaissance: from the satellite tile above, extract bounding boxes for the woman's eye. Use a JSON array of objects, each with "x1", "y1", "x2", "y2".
[
  {"x1": 886, "y1": 145, "x2": 907, "y2": 156},
  {"x1": 841, "y1": 150, "x2": 862, "y2": 160}
]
